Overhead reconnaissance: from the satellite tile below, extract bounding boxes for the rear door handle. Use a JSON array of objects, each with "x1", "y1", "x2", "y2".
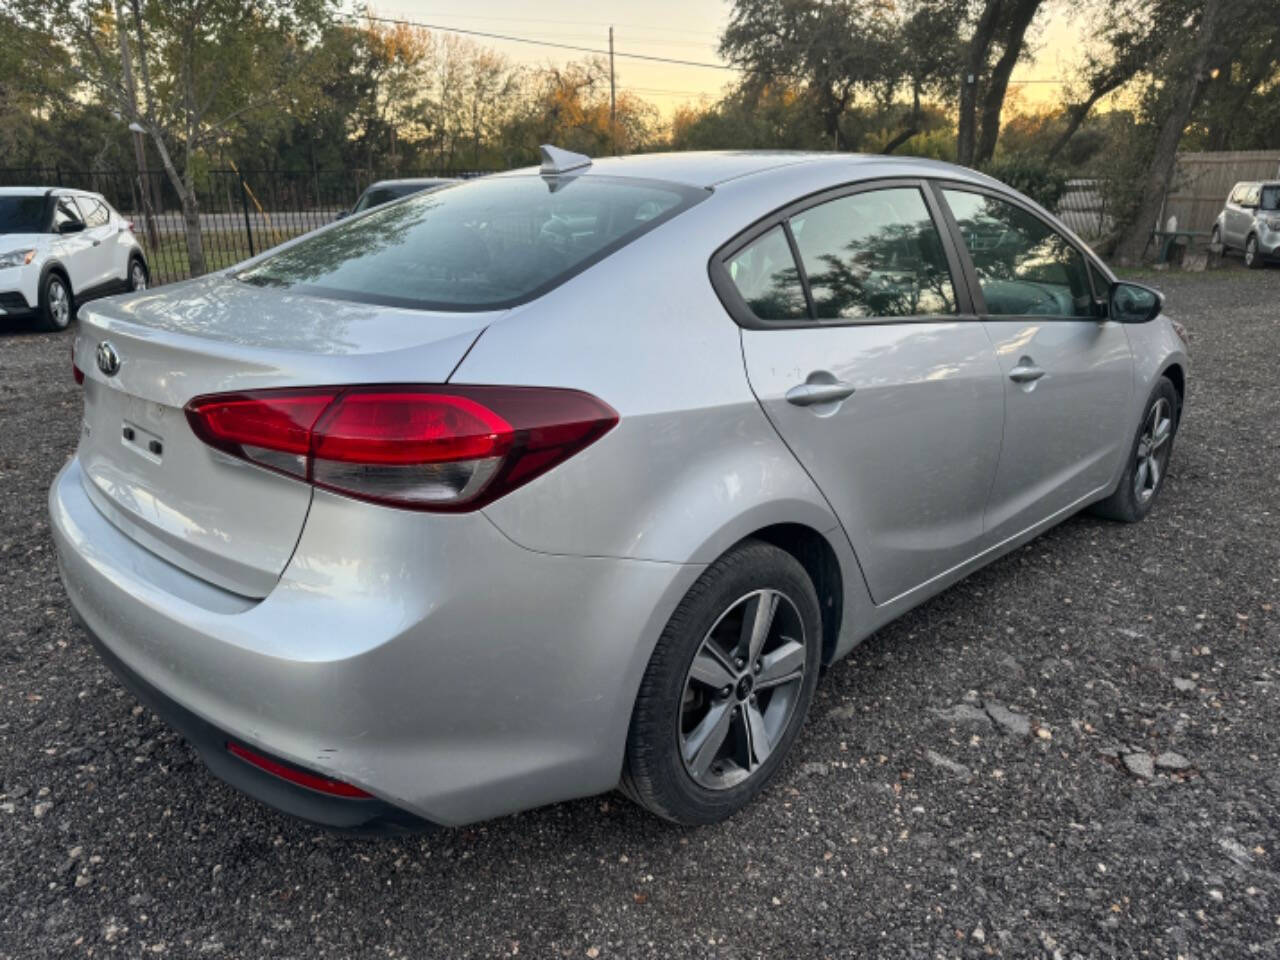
[
  {"x1": 785, "y1": 381, "x2": 856, "y2": 406},
  {"x1": 1009, "y1": 363, "x2": 1045, "y2": 384}
]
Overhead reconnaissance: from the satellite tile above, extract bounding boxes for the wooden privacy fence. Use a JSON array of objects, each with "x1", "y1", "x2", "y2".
[{"x1": 1162, "y1": 150, "x2": 1280, "y2": 234}]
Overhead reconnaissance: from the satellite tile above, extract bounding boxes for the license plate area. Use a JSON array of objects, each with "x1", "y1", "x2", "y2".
[{"x1": 121, "y1": 419, "x2": 164, "y2": 462}]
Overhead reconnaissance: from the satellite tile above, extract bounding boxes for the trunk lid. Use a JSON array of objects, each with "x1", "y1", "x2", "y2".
[{"x1": 74, "y1": 276, "x2": 499, "y2": 597}]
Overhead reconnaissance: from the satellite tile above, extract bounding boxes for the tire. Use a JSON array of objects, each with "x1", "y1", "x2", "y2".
[
  {"x1": 128, "y1": 256, "x2": 149, "y2": 291},
  {"x1": 1090, "y1": 377, "x2": 1179, "y2": 523},
  {"x1": 1210, "y1": 225, "x2": 1223, "y2": 253},
  {"x1": 621, "y1": 539, "x2": 822, "y2": 825},
  {"x1": 37, "y1": 271, "x2": 73, "y2": 332},
  {"x1": 1244, "y1": 234, "x2": 1264, "y2": 269}
]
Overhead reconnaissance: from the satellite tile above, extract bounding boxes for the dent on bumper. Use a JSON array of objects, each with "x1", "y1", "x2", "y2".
[{"x1": 50, "y1": 458, "x2": 702, "y2": 826}]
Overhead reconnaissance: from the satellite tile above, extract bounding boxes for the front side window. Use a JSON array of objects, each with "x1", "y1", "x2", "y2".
[
  {"x1": 239, "y1": 175, "x2": 701, "y2": 310},
  {"x1": 725, "y1": 226, "x2": 808, "y2": 321},
  {"x1": 943, "y1": 189, "x2": 1092, "y2": 318},
  {"x1": 53, "y1": 198, "x2": 82, "y2": 230},
  {"x1": 789, "y1": 187, "x2": 957, "y2": 320},
  {"x1": 1261, "y1": 185, "x2": 1280, "y2": 211}
]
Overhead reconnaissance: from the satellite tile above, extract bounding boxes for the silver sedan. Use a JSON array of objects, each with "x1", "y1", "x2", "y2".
[{"x1": 50, "y1": 148, "x2": 1188, "y2": 830}]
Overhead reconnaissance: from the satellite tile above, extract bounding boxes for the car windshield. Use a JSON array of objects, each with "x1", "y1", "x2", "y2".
[
  {"x1": 0, "y1": 195, "x2": 48, "y2": 234},
  {"x1": 1260, "y1": 186, "x2": 1280, "y2": 211},
  {"x1": 240, "y1": 175, "x2": 704, "y2": 310}
]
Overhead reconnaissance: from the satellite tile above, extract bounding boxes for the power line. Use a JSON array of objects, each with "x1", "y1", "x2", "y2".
[
  {"x1": 388, "y1": 8, "x2": 723, "y2": 40},
  {"x1": 360, "y1": 13, "x2": 739, "y2": 71},
  {"x1": 360, "y1": 13, "x2": 1075, "y2": 87}
]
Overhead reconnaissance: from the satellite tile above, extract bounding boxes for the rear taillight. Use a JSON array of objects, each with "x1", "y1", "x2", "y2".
[
  {"x1": 184, "y1": 385, "x2": 617, "y2": 511},
  {"x1": 72, "y1": 341, "x2": 83, "y2": 384}
]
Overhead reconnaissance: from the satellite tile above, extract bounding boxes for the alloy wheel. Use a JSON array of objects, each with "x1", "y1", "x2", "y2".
[
  {"x1": 679, "y1": 589, "x2": 807, "y2": 790},
  {"x1": 1134, "y1": 396, "x2": 1173, "y2": 503},
  {"x1": 1245, "y1": 237, "x2": 1257, "y2": 267},
  {"x1": 130, "y1": 263, "x2": 147, "y2": 290},
  {"x1": 49, "y1": 280, "x2": 70, "y2": 327}
]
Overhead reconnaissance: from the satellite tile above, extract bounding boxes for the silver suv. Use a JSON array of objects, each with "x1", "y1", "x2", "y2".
[{"x1": 1211, "y1": 181, "x2": 1280, "y2": 268}]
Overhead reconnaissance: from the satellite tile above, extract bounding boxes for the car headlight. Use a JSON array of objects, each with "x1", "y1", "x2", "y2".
[{"x1": 0, "y1": 249, "x2": 36, "y2": 268}]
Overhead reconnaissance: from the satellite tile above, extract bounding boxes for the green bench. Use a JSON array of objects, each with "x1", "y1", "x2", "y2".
[{"x1": 1148, "y1": 229, "x2": 1212, "y2": 264}]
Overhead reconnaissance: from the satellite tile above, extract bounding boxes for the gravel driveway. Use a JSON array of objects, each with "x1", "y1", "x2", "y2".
[{"x1": 2, "y1": 268, "x2": 1277, "y2": 959}]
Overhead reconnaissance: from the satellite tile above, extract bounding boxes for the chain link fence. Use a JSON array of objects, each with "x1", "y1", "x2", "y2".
[{"x1": 0, "y1": 166, "x2": 495, "y2": 286}]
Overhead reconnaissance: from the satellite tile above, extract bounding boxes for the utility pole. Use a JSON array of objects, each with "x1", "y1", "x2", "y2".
[{"x1": 609, "y1": 26, "x2": 617, "y2": 155}]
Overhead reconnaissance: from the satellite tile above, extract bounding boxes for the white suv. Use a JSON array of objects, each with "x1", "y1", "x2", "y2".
[{"x1": 0, "y1": 187, "x2": 149, "y2": 332}]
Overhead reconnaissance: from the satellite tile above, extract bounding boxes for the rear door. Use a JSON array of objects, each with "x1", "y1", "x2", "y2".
[
  {"x1": 727, "y1": 181, "x2": 1005, "y2": 605},
  {"x1": 74, "y1": 196, "x2": 118, "y2": 289},
  {"x1": 935, "y1": 185, "x2": 1132, "y2": 542}
]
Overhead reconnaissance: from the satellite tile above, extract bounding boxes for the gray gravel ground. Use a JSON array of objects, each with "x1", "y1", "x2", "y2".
[{"x1": 2, "y1": 267, "x2": 1278, "y2": 959}]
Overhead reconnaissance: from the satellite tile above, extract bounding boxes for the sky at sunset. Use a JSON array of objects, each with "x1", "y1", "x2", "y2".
[{"x1": 370, "y1": 1, "x2": 1095, "y2": 116}]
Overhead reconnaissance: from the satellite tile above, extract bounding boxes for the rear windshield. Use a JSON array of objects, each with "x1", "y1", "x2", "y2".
[
  {"x1": 0, "y1": 195, "x2": 48, "y2": 234},
  {"x1": 240, "y1": 175, "x2": 705, "y2": 310}
]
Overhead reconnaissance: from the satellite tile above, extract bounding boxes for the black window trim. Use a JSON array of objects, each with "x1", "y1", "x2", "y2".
[
  {"x1": 709, "y1": 176, "x2": 977, "y2": 330},
  {"x1": 928, "y1": 178, "x2": 1114, "y2": 321}
]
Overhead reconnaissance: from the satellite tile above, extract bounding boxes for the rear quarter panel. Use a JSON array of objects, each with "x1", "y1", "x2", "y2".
[{"x1": 451, "y1": 189, "x2": 845, "y2": 567}]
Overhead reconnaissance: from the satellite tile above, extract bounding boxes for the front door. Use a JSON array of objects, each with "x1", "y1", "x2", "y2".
[
  {"x1": 51, "y1": 196, "x2": 96, "y2": 293},
  {"x1": 937, "y1": 186, "x2": 1133, "y2": 542},
  {"x1": 726, "y1": 182, "x2": 1006, "y2": 605}
]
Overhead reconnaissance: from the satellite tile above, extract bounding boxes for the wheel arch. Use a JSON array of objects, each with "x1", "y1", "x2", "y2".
[
  {"x1": 1161, "y1": 361, "x2": 1186, "y2": 422},
  {"x1": 746, "y1": 523, "x2": 845, "y2": 667},
  {"x1": 39, "y1": 259, "x2": 72, "y2": 295}
]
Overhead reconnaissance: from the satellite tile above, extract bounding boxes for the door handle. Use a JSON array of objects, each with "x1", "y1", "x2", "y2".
[
  {"x1": 1009, "y1": 363, "x2": 1045, "y2": 383},
  {"x1": 785, "y1": 381, "x2": 856, "y2": 407}
]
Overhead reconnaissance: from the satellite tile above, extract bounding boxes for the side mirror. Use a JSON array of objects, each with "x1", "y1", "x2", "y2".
[
  {"x1": 1109, "y1": 281, "x2": 1163, "y2": 324},
  {"x1": 59, "y1": 219, "x2": 86, "y2": 235},
  {"x1": 334, "y1": 211, "x2": 349, "y2": 222}
]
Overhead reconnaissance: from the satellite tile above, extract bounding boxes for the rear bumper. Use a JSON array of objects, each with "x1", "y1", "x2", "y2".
[
  {"x1": 73, "y1": 610, "x2": 435, "y2": 833},
  {"x1": 50, "y1": 457, "x2": 701, "y2": 827}
]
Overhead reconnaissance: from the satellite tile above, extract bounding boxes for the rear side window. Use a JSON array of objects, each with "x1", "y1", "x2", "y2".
[
  {"x1": 80, "y1": 198, "x2": 110, "y2": 227},
  {"x1": 240, "y1": 175, "x2": 703, "y2": 310},
  {"x1": 789, "y1": 187, "x2": 957, "y2": 320},
  {"x1": 725, "y1": 226, "x2": 807, "y2": 321},
  {"x1": 943, "y1": 188, "x2": 1092, "y2": 318}
]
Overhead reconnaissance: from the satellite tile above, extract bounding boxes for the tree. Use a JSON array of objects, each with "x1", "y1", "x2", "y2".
[
  {"x1": 1112, "y1": 0, "x2": 1226, "y2": 263},
  {"x1": 7, "y1": 0, "x2": 335, "y2": 276},
  {"x1": 1044, "y1": 0, "x2": 1187, "y2": 163},
  {"x1": 720, "y1": 0, "x2": 899, "y2": 145}
]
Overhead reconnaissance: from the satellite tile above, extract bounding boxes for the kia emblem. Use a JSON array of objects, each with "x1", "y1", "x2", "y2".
[{"x1": 96, "y1": 341, "x2": 121, "y2": 377}]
